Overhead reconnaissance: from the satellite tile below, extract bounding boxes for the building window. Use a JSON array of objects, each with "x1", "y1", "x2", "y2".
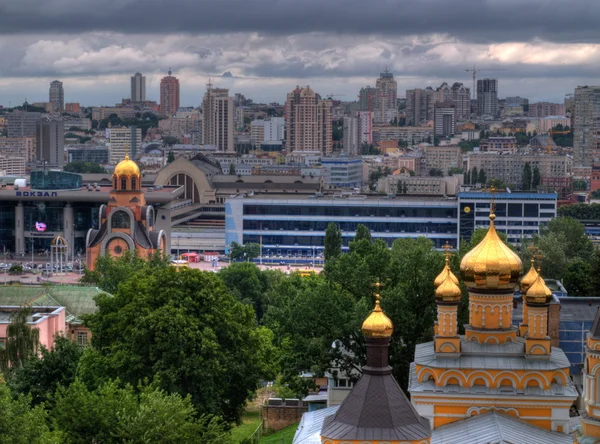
[
  {"x1": 131, "y1": 177, "x2": 137, "y2": 190},
  {"x1": 120, "y1": 176, "x2": 127, "y2": 190},
  {"x1": 77, "y1": 332, "x2": 88, "y2": 347},
  {"x1": 111, "y1": 211, "x2": 131, "y2": 229}
]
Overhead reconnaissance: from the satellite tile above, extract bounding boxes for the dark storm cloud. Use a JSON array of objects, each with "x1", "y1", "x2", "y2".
[{"x1": 1, "y1": 0, "x2": 599, "y2": 43}]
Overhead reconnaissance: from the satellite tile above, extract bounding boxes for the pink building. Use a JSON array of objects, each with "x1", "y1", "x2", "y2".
[{"x1": 0, "y1": 306, "x2": 66, "y2": 350}]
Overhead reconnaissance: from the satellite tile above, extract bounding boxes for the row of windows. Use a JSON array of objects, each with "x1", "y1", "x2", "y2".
[
  {"x1": 244, "y1": 221, "x2": 456, "y2": 233},
  {"x1": 244, "y1": 205, "x2": 457, "y2": 218}
]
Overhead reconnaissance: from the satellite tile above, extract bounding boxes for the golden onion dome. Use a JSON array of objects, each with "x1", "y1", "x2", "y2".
[
  {"x1": 362, "y1": 299, "x2": 393, "y2": 338},
  {"x1": 460, "y1": 212, "x2": 523, "y2": 290},
  {"x1": 435, "y1": 274, "x2": 462, "y2": 302},
  {"x1": 51, "y1": 235, "x2": 67, "y2": 246},
  {"x1": 525, "y1": 274, "x2": 552, "y2": 305},
  {"x1": 520, "y1": 259, "x2": 539, "y2": 295},
  {"x1": 434, "y1": 259, "x2": 459, "y2": 288},
  {"x1": 113, "y1": 154, "x2": 141, "y2": 178}
]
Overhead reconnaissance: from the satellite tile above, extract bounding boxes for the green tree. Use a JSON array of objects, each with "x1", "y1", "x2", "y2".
[
  {"x1": 0, "y1": 383, "x2": 60, "y2": 443},
  {"x1": 229, "y1": 163, "x2": 236, "y2": 175},
  {"x1": 167, "y1": 150, "x2": 175, "y2": 163},
  {"x1": 471, "y1": 167, "x2": 478, "y2": 184},
  {"x1": 477, "y1": 168, "x2": 487, "y2": 184},
  {"x1": 80, "y1": 267, "x2": 265, "y2": 422},
  {"x1": 563, "y1": 258, "x2": 594, "y2": 296},
  {"x1": 464, "y1": 169, "x2": 471, "y2": 185},
  {"x1": 532, "y1": 166, "x2": 541, "y2": 188},
  {"x1": 8, "y1": 336, "x2": 83, "y2": 406},
  {"x1": 429, "y1": 168, "x2": 444, "y2": 177},
  {"x1": 355, "y1": 224, "x2": 372, "y2": 243},
  {"x1": 80, "y1": 250, "x2": 170, "y2": 294},
  {"x1": 244, "y1": 242, "x2": 260, "y2": 259},
  {"x1": 324, "y1": 222, "x2": 342, "y2": 262},
  {"x1": 162, "y1": 136, "x2": 180, "y2": 146},
  {"x1": 522, "y1": 162, "x2": 532, "y2": 190},
  {"x1": 218, "y1": 262, "x2": 284, "y2": 321},
  {"x1": 0, "y1": 307, "x2": 40, "y2": 376},
  {"x1": 64, "y1": 162, "x2": 107, "y2": 174}
]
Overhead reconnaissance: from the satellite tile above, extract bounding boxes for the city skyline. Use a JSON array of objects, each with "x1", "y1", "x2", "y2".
[{"x1": 0, "y1": 0, "x2": 599, "y2": 106}]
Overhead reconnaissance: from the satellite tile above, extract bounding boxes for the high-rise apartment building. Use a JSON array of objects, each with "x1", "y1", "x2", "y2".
[
  {"x1": 49, "y1": 80, "x2": 64, "y2": 112},
  {"x1": 343, "y1": 111, "x2": 372, "y2": 155},
  {"x1": 7, "y1": 112, "x2": 42, "y2": 138},
  {"x1": 436, "y1": 82, "x2": 471, "y2": 120},
  {"x1": 284, "y1": 86, "x2": 332, "y2": 155},
  {"x1": 108, "y1": 126, "x2": 142, "y2": 164},
  {"x1": 131, "y1": 72, "x2": 146, "y2": 103},
  {"x1": 250, "y1": 117, "x2": 285, "y2": 145},
  {"x1": 434, "y1": 103, "x2": 456, "y2": 137},
  {"x1": 159, "y1": 69, "x2": 180, "y2": 116},
  {"x1": 476, "y1": 78, "x2": 498, "y2": 117},
  {"x1": 358, "y1": 86, "x2": 376, "y2": 111},
  {"x1": 405, "y1": 88, "x2": 437, "y2": 126},
  {"x1": 528, "y1": 102, "x2": 566, "y2": 118},
  {"x1": 202, "y1": 84, "x2": 234, "y2": 152},
  {"x1": 36, "y1": 119, "x2": 64, "y2": 168},
  {"x1": 573, "y1": 86, "x2": 600, "y2": 167},
  {"x1": 374, "y1": 69, "x2": 397, "y2": 124}
]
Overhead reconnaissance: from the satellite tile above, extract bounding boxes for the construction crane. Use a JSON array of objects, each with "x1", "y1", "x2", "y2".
[{"x1": 465, "y1": 65, "x2": 507, "y2": 101}]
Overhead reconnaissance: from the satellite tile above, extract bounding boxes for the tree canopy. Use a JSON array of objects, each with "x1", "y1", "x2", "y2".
[{"x1": 81, "y1": 266, "x2": 266, "y2": 423}]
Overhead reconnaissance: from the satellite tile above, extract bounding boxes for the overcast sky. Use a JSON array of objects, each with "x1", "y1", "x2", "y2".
[{"x1": 0, "y1": 0, "x2": 597, "y2": 107}]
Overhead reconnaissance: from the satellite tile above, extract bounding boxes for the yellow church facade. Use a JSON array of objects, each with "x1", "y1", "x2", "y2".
[{"x1": 409, "y1": 208, "x2": 578, "y2": 434}]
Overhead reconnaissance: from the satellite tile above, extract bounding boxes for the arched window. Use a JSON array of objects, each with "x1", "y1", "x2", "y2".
[
  {"x1": 111, "y1": 211, "x2": 131, "y2": 229},
  {"x1": 121, "y1": 176, "x2": 127, "y2": 190},
  {"x1": 113, "y1": 178, "x2": 117, "y2": 189},
  {"x1": 131, "y1": 177, "x2": 137, "y2": 190}
]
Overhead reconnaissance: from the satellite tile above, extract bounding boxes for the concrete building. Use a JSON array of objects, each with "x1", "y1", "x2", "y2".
[
  {"x1": 434, "y1": 102, "x2": 456, "y2": 137},
  {"x1": 159, "y1": 116, "x2": 201, "y2": 142},
  {"x1": 0, "y1": 137, "x2": 35, "y2": 162},
  {"x1": 49, "y1": 80, "x2": 64, "y2": 112},
  {"x1": 422, "y1": 145, "x2": 462, "y2": 172},
  {"x1": 406, "y1": 87, "x2": 437, "y2": 125},
  {"x1": 130, "y1": 72, "x2": 146, "y2": 103},
  {"x1": 91, "y1": 107, "x2": 137, "y2": 121},
  {"x1": 374, "y1": 69, "x2": 398, "y2": 124},
  {"x1": 476, "y1": 78, "x2": 498, "y2": 117},
  {"x1": 159, "y1": 69, "x2": 180, "y2": 116},
  {"x1": 67, "y1": 146, "x2": 109, "y2": 164},
  {"x1": 379, "y1": 174, "x2": 463, "y2": 196},
  {"x1": 108, "y1": 127, "x2": 142, "y2": 164},
  {"x1": 250, "y1": 117, "x2": 285, "y2": 146},
  {"x1": 372, "y1": 125, "x2": 432, "y2": 147},
  {"x1": 479, "y1": 136, "x2": 518, "y2": 153},
  {"x1": 358, "y1": 86, "x2": 376, "y2": 111},
  {"x1": 63, "y1": 118, "x2": 92, "y2": 132},
  {"x1": 343, "y1": 111, "x2": 371, "y2": 155},
  {"x1": 529, "y1": 102, "x2": 566, "y2": 118},
  {"x1": 202, "y1": 85, "x2": 233, "y2": 152},
  {"x1": 65, "y1": 103, "x2": 81, "y2": 114},
  {"x1": 36, "y1": 119, "x2": 64, "y2": 168},
  {"x1": 284, "y1": 86, "x2": 333, "y2": 155},
  {"x1": 574, "y1": 85, "x2": 600, "y2": 167},
  {"x1": 8, "y1": 112, "x2": 42, "y2": 138},
  {"x1": 436, "y1": 82, "x2": 471, "y2": 121},
  {"x1": 0, "y1": 155, "x2": 26, "y2": 175},
  {"x1": 321, "y1": 156, "x2": 362, "y2": 188},
  {"x1": 537, "y1": 115, "x2": 570, "y2": 133},
  {"x1": 467, "y1": 152, "x2": 572, "y2": 188}
]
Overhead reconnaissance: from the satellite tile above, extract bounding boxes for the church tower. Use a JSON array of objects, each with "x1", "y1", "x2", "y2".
[
  {"x1": 574, "y1": 308, "x2": 600, "y2": 442},
  {"x1": 86, "y1": 153, "x2": 166, "y2": 270},
  {"x1": 320, "y1": 286, "x2": 431, "y2": 444},
  {"x1": 409, "y1": 197, "x2": 577, "y2": 433}
]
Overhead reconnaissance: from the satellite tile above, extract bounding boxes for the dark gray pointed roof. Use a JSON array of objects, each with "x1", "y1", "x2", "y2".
[
  {"x1": 320, "y1": 371, "x2": 430, "y2": 441},
  {"x1": 591, "y1": 307, "x2": 600, "y2": 339}
]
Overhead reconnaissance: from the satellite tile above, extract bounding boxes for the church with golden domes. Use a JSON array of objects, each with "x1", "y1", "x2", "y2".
[
  {"x1": 293, "y1": 201, "x2": 593, "y2": 444},
  {"x1": 85, "y1": 154, "x2": 166, "y2": 270}
]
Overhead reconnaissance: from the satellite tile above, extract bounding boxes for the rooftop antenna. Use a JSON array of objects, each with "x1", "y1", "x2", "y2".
[
  {"x1": 168, "y1": 67, "x2": 172, "y2": 76},
  {"x1": 207, "y1": 77, "x2": 213, "y2": 90}
]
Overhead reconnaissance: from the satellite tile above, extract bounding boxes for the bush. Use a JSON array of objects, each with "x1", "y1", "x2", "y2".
[{"x1": 8, "y1": 264, "x2": 23, "y2": 275}]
